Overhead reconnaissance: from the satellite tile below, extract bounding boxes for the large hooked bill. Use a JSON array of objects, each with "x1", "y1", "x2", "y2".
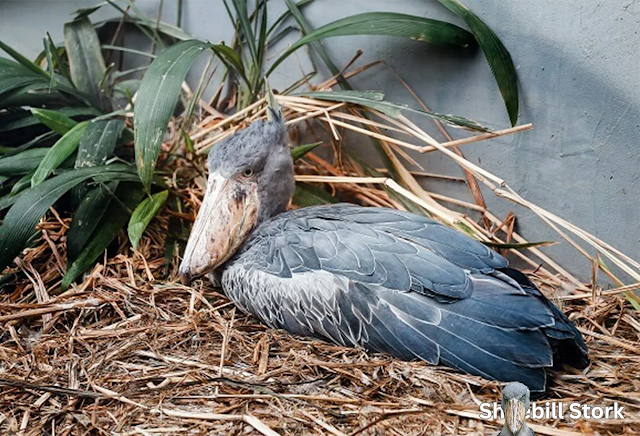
[
  {"x1": 179, "y1": 172, "x2": 259, "y2": 285},
  {"x1": 505, "y1": 398, "x2": 526, "y2": 434}
]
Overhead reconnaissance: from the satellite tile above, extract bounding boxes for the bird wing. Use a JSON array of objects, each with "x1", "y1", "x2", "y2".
[
  {"x1": 244, "y1": 204, "x2": 508, "y2": 301},
  {"x1": 225, "y1": 205, "x2": 565, "y2": 391}
]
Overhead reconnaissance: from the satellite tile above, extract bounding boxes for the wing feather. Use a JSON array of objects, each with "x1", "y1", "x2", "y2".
[{"x1": 223, "y1": 204, "x2": 588, "y2": 392}]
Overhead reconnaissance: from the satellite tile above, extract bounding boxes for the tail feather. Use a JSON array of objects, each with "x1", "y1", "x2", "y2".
[{"x1": 498, "y1": 268, "x2": 589, "y2": 370}]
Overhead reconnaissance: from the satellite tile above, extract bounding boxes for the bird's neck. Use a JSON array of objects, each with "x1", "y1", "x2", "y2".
[{"x1": 256, "y1": 168, "x2": 295, "y2": 224}]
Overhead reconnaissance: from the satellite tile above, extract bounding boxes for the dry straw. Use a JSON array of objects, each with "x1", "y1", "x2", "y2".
[{"x1": 1, "y1": 67, "x2": 639, "y2": 435}]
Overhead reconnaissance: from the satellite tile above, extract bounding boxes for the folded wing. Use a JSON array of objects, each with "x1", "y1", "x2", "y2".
[{"x1": 224, "y1": 205, "x2": 588, "y2": 392}]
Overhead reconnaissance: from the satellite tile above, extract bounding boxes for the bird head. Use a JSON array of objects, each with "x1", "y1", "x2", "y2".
[
  {"x1": 501, "y1": 382, "x2": 531, "y2": 435},
  {"x1": 179, "y1": 112, "x2": 294, "y2": 285}
]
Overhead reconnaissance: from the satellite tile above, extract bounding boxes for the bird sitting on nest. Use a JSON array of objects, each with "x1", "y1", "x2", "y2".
[{"x1": 179, "y1": 108, "x2": 589, "y2": 393}]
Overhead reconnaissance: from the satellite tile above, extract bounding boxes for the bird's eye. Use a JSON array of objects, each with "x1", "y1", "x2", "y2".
[{"x1": 242, "y1": 168, "x2": 254, "y2": 178}]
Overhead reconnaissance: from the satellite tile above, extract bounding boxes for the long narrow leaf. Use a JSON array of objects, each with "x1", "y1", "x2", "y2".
[
  {"x1": 273, "y1": 9, "x2": 400, "y2": 182},
  {"x1": 437, "y1": 0, "x2": 519, "y2": 125},
  {"x1": 134, "y1": 40, "x2": 210, "y2": 191},
  {"x1": 75, "y1": 119, "x2": 124, "y2": 168},
  {"x1": 1, "y1": 132, "x2": 57, "y2": 158},
  {"x1": 31, "y1": 122, "x2": 89, "y2": 187},
  {"x1": 63, "y1": 17, "x2": 110, "y2": 111},
  {"x1": 299, "y1": 90, "x2": 487, "y2": 131},
  {"x1": 0, "y1": 59, "x2": 48, "y2": 98},
  {"x1": 10, "y1": 171, "x2": 35, "y2": 197},
  {"x1": 0, "y1": 40, "x2": 50, "y2": 79},
  {"x1": 30, "y1": 108, "x2": 80, "y2": 134},
  {"x1": 231, "y1": 0, "x2": 259, "y2": 65},
  {"x1": 128, "y1": 190, "x2": 169, "y2": 250},
  {"x1": 62, "y1": 183, "x2": 145, "y2": 289},
  {"x1": 283, "y1": 0, "x2": 345, "y2": 87},
  {"x1": 106, "y1": 0, "x2": 165, "y2": 48},
  {"x1": 71, "y1": 119, "x2": 123, "y2": 204},
  {"x1": 291, "y1": 141, "x2": 322, "y2": 161},
  {"x1": 268, "y1": 12, "x2": 474, "y2": 75},
  {"x1": 46, "y1": 32, "x2": 74, "y2": 85},
  {"x1": 211, "y1": 44, "x2": 249, "y2": 86},
  {"x1": 482, "y1": 240, "x2": 555, "y2": 250},
  {"x1": 0, "y1": 191, "x2": 21, "y2": 212},
  {"x1": 267, "y1": 0, "x2": 313, "y2": 37},
  {"x1": 43, "y1": 37, "x2": 55, "y2": 89},
  {"x1": 74, "y1": 2, "x2": 109, "y2": 20},
  {"x1": 96, "y1": 16, "x2": 192, "y2": 41},
  {"x1": 0, "y1": 165, "x2": 137, "y2": 271},
  {"x1": 67, "y1": 182, "x2": 118, "y2": 261},
  {"x1": 0, "y1": 107, "x2": 96, "y2": 134},
  {"x1": 293, "y1": 182, "x2": 338, "y2": 207},
  {"x1": 0, "y1": 148, "x2": 50, "y2": 176},
  {"x1": 1, "y1": 79, "x2": 90, "y2": 109}
]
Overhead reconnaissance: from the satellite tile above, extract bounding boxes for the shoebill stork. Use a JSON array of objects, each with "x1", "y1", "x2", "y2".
[
  {"x1": 179, "y1": 113, "x2": 588, "y2": 393},
  {"x1": 500, "y1": 382, "x2": 535, "y2": 436}
]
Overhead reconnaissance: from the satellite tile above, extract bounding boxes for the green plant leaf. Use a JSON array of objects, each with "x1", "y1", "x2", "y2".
[
  {"x1": 0, "y1": 59, "x2": 48, "y2": 98},
  {"x1": 128, "y1": 190, "x2": 169, "y2": 250},
  {"x1": 30, "y1": 108, "x2": 80, "y2": 134},
  {"x1": 1, "y1": 132, "x2": 57, "y2": 158},
  {"x1": 0, "y1": 40, "x2": 50, "y2": 79},
  {"x1": 268, "y1": 12, "x2": 474, "y2": 75},
  {"x1": 293, "y1": 182, "x2": 338, "y2": 207},
  {"x1": 43, "y1": 36, "x2": 55, "y2": 88},
  {"x1": 283, "y1": 0, "x2": 346, "y2": 87},
  {"x1": 298, "y1": 90, "x2": 488, "y2": 131},
  {"x1": 71, "y1": 119, "x2": 123, "y2": 204},
  {"x1": 66, "y1": 182, "x2": 118, "y2": 262},
  {"x1": 0, "y1": 148, "x2": 50, "y2": 176},
  {"x1": 437, "y1": 0, "x2": 519, "y2": 125},
  {"x1": 74, "y1": 2, "x2": 109, "y2": 19},
  {"x1": 31, "y1": 122, "x2": 89, "y2": 187},
  {"x1": 0, "y1": 83, "x2": 62, "y2": 109},
  {"x1": 10, "y1": 171, "x2": 35, "y2": 197},
  {"x1": 0, "y1": 164, "x2": 137, "y2": 272},
  {"x1": 97, "y1": 16, "x2": 193, "y2": 42},
  {"x1": 75, "y1": 119, "x2": 124, "y2": 168},
  {"x1": 0, "y1": 73, "x2": 93, "y2": 108},
  {"x1": 181, "y1": 129, "x2": 194, "y2": 153},
  {"x1": 231, "y1": 0, "x2": 258, "y2": 65},
  {"x1": 211, "y1": 44, "x2": 248, "y2": 85},
  {"x1": 134, "y1": 39, "x2": 210, "y2": 191},
  {"x1": 267, "y1": 0, "x2": 313, "y2": 38},
  {"x1": 279, "y1": 0, "x2": 403, "y2": 183},
  {"x1": 101, "y1": 44, "x2": 157, "y2": 59},
  {"x1": 46, "y1": 32, "x2": 73, "y2": 85},
  {"x1": 0, "y1": 190, "x2": 21, "y2": 212},
  {"x1": 0, "y1": 107, "x2": 97, "y2": 133},
  {"x1": 62, "y1": 182, "x2": 145, "y2": 289},
  {"x1": 112, "y1": 79, "x2": 141, "y2": 97},
  {"x1": 482, "y1": 240, "x2": 556, "y2": 250},
  {"x1": 63, "y1": 17, "x2": 110, "y2": 111},
  {"x1": 291, "y1": 142, "x2": 322, "y2": 161}
]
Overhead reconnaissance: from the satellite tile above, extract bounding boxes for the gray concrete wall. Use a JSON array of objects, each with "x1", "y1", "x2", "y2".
[{"x1": 2, "y1": 0, "x2": 639, "y2": 281}]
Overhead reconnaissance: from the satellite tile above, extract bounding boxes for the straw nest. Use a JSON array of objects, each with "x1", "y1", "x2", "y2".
[{"x1": 1, "y1": 70, "x2": 639, "y2": 435}]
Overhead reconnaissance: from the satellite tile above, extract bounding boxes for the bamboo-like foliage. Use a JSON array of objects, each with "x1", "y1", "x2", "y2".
[
  {"x1": 0, "y1": 0, "x2": 523, "y2": 287},
  {"x1": 0, "y1": 0, "x2": 637, "y2": 312}
]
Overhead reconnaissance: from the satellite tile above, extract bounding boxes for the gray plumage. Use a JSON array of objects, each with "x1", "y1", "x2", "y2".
[
  {"x1": 192, "y1": 118, "x2": 589, "y2": 393},
  {"x1": 207, "y1": 119, "x2": 294, "y2": 223}
]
